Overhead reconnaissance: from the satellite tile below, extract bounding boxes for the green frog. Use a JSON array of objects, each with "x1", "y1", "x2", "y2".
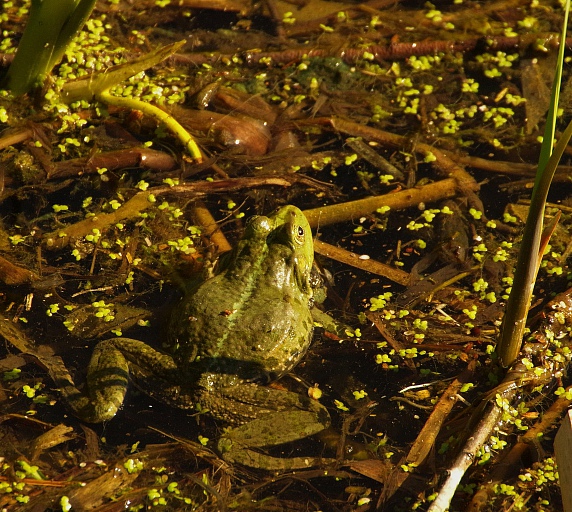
[{"x1": 59, "y1": 205, "x2": 331, "y2": 470}]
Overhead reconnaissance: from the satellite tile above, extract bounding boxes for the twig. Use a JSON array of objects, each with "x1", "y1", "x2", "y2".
[
  {"x1": 0, "y1": 127, "x2": 35, "y2": 150},
  {"x1": 327, "y1": 117, "x2": 478, "y2": 190},
  {"x1": 367, "y1": 312, "x2": 416, "y2": 372},
  {"x1": 426, "y1": 394, "x2": 508, "y2": 512},
  {"x1": 467, "y1": 390, "x2": 572, "y2": 511},
  {"x1": 313, "y1": 239, "x2": 409, "y2": 286},
  {"x1": 43, "y1": 177, "x2": 291, "y2": 249},
  {"x1": 304, "y1": 178, "x2": 459, "y2": 228},
  {"x1": 407, "y1": 361, "x2": 478, "y2": 467},
  {"x1": 190, "y1": 201, "x2": 232, "y2": 253},
  {"x1": 238, "y1": 34, "x2": 565, "y2": 66}
]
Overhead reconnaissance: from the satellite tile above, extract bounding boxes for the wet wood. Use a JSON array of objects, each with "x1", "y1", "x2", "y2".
[
  {"x1": 0, "y1": 254, "x2": 37, "y2": 285},
  {"x1": 313, "y1": 239, "x2": 410, "y2": 286},
  {"x1": 304, "y1": 178, "x2": 459, "y2": 228},
  {"x1": 406, "y1": 361, "x2": 477, "y2": 467},
  {"x1": 379, "y1": 362, "x2": 478, "y2": 504},
  {"x1": 43, "y1": 177, "x2": 292, "y2": 249},
  {"x1": 191, "y1": 201, "x2": 232, "y2": 253},
  {"x1": 49, "y1": 147, "x2": 178, "y2": 179}
]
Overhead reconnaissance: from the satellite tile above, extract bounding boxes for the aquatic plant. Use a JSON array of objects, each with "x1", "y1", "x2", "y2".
[
  {"x1": 4, "y1": 0, "x2": 97, "y2": 95},
  {"x1": 496, "y1": 0, "x2": 572, "y2": 367}
]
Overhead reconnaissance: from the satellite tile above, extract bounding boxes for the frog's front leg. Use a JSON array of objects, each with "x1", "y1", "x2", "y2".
[
  {"x1": 209, "y1": 385, "x2": 333, "y2": 470},
  {"x1": 60, "y1": 338, "x2": 178, "y2": 423}
]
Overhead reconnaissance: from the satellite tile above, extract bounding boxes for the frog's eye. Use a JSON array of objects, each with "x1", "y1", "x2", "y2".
[{"x1": 294, "y1": 224, "x2": 306, "y2": 244}]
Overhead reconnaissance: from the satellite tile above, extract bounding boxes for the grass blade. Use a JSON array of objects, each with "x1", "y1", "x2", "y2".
[{"x1": 495, "y1": 0, "x2": 571, "y2": 366}]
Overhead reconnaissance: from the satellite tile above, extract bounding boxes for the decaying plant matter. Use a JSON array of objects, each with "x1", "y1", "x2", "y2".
[{"x1": 1, "y1": 0, "x2": 572, "y2": 510}]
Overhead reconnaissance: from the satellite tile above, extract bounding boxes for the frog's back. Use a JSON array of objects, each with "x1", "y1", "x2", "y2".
[
  {"x1": 169, "y1": 254, "x2": 313, "y2": 382},
  {"x1": 169, "y1": 205, "x2": 315, "y2": 385}
]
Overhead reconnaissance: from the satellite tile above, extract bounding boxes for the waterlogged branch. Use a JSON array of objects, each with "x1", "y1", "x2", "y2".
[
  {"x1": 304, "y1": 178, "x2": 459, "y2": 228},
  {"x1": 429, "y1": 284, "x2": 572, "y2": 511},
  {"x1": 300, "y1": 116, "x2": 481, "y2": 228},
  {"x1": 327, "y1": 117, "x2": 478, "y2": 191},
  {"x1": 49, "y1": 147, "x2": 178, "y2": 179},
  {"x1": 43, "y1": 177, "x2": 291, "y2": 249},
  {"x1": 313, "y1": 239, "x2": 410, "y2": 286}
]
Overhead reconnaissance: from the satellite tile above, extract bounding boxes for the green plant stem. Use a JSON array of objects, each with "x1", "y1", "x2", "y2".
[
  {"x1": 5, "y1": 0, "x2": 96, "y2": 95},
  {"x1": 496, "y1": 119, "x2": 572, "y2": 367},
  {"x1": 495, "y1": 0, "x2": 570, "y2": 367},
  {"x1": 49, "y1": 0, "x2": 98, "y2": 70},
  {"x1": 96, "y1": 90, "x2": 202, "y2": 161},
  {"x1": 59, "y1": 40, "x2": 202, "y2": 161}
]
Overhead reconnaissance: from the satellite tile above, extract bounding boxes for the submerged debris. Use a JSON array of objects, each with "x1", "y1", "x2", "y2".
[{"x1": 0, "y1": 0, "x2": 572, "y2": 510}]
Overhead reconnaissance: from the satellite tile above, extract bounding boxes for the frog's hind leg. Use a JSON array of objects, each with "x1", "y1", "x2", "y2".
[
  {"x1": 56, "y1": 338, "x2": 131, "y2": 423},
  {"x1": 60, "y1": 338, "x2": 177, "y2": 423},
  {"x1": 211, "y1": 385, "x2": 333, "y2": 470}
]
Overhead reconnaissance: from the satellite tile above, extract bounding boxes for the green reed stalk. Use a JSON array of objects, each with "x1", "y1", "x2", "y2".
[
  {"x1": 495, "y1": 0, "x2": 572, "y2": 367},
  {"x1": 5, "y1": 0, "x2": 96, "y2": 95}
]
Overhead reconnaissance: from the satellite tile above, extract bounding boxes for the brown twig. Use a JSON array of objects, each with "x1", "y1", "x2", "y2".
[
  {"x1": 367, "y1": 312, "x2": 416, "y2": 372},
  {"x1": 313, "y1": 239, "x2": 409, "y2": 286},
  {"x1": 373, "y1": 331, "x2": 481, "y2": 490},
  {"x1": 190, "y1": 201, "x2": 232, "y2": 254},
  {"x1": 467, "y1": 391, "x2": 572, "y2": 511},
  {"x1": 0, "y1": 126, "x2": 35, "y2": 150},
  {"x1": 304, "y1": 177, "x2": 459, "y2": 228},
  {"x1": 407, "y1": 361, "x2": 478, "y2": 466},
  {"x1": 43, "y1": 177, "x2": 291, "y2": 249}
]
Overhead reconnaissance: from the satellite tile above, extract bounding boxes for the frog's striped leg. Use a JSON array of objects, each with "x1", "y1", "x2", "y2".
[{"x1": 58, "y1": 338, "x2": 177, "y2": 423}]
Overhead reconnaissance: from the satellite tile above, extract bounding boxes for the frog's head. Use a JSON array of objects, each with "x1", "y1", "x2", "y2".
[{"x1": 268, "y1": 205, "x2": 314, "y2": 293}]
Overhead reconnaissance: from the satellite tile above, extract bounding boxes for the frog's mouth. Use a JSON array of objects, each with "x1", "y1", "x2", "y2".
[{"x1": 266, "y1": 208, "x2": 314, "y2": 293}]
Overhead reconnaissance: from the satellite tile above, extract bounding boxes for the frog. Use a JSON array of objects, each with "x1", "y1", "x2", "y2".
[{"x1": 58, "y1": 205, "x2": 332, "y2": 470}]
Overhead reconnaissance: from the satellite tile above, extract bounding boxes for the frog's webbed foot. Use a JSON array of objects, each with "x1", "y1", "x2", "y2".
[
  {"x1": 209, "y1": 385, "x2": 333, "y2": 470},
  {"x1": 61, "y1": 338, "x2": 177, "y2": 423},
  {"x1": 218, "y1": 410, "x2": 335, "y2": 470}
]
